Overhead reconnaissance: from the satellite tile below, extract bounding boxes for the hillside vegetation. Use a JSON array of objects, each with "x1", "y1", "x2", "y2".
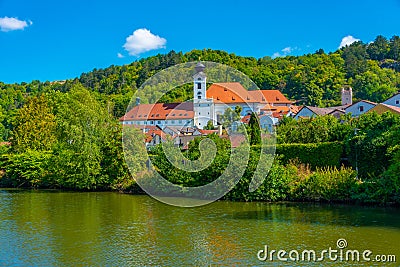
[
  {"x1": 1, "y1": 35, "x2": 400, "y2": 141},
  {"x1": 0, "y1": 35, "x2": 399, "y2": 203}
]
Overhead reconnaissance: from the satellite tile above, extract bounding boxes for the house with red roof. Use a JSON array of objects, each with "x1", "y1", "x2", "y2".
[{"x1": 120, "y1": 63, "x2": 296, "y2": 147}]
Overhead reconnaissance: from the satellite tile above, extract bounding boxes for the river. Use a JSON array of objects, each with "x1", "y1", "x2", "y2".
[{"x1": 0, "y1": 189, "x2": 399, "y2": 266}]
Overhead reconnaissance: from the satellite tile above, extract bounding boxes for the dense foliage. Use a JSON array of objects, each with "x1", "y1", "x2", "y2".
[
  {"x1": 275, "y1": 142, "x2": 344, "y2": 168},
  {"x1": 0, "y1": 34, "x2": 399, "y2": 204},
  {"x1": 1, "y1": 86, "x2": 130, "y2": 190}
]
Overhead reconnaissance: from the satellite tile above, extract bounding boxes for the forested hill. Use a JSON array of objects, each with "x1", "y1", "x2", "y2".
[{"x1": 1, "y1": 35, "x2": 400, "y2": 140}]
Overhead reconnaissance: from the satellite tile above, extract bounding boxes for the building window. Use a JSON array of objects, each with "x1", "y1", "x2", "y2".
[
  {"x1": 396, "y1": 100, "x2": 400, "y2": 105},
  {"x1": 150, "y1": 121, "x2": 154, "y2": 124},
  {"x1": 198, "y1": 96, "x2": 201, "y2": 99},
  {"x1": 197, "y1": 83, "x2": 201, "y2": 89},
  {"x1": 179, "y1": 120, "x2": 182, "y2": 124},
  {"x1": 171, "y1": 120, "x2": 175, "y2": 124},
  {"x1": 359, "y1": 105, "x2": 364, "y2": 112},
  {"x1": 199, "y1": 112, "x2": 201, "y2": 115}
]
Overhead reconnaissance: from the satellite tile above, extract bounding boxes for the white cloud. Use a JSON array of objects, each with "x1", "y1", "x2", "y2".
[
  {"x1": 272, "y1": 46, "x2": 298, "y2": 58},
  {"x1": 117, "y1": 53, "x2": 124, "y2": 58},
  {"x1": 272, "y1": 52, "x2": 282, "y2": 58},
  {"x1": 282, "y1": 47, "x2": 293, "y2": 53},
  {"x1": 339, "y1": 35, "x2": 360, "y2": 48},
  {"x1": 0, "y1": 17, "x2": 31, "y2": 32},
  {"x1": 123, "y1": 28, "x2": 166, "y2": 56}
]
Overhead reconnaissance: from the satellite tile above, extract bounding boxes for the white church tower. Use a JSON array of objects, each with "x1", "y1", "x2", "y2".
[{"x1": 193, "y1": 63, "x2": 215, "y2": 129}]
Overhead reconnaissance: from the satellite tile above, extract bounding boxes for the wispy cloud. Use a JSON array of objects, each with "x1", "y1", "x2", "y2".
[
  {"x1": 123, "y1": 28, "x2": 166, "y2": 56},
  {"x1": 117, "y1": 53, "x2": 124, "y2": 58},
  {"x1": 0, "y1": 17, "x2": 32, "y2": 32},
  {"x1": 272, "y1": 46, "x2": 298, "y2": 58},
  {"x1": 339, "y1": 35, "x2": 360, "y2": 48}
]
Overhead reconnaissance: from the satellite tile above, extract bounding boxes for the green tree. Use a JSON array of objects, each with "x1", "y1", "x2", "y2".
[
  {"x1": 49, "y1": 85, "x2": 115, "y2": 189},
  {"x1": 367, "y1": 35, "x2": 389, "y2": 61},
  {"x1": 12, "y1": 95, "x2": 56, "y2": 152},
  {"x1": 204, "y1": 120, "x2": 215, "y2": 130},
  {"x1": 248, "y1": 112, "x2": 261, "y2": 146},
  {"x1": 352, "y1": 61, "x2": 398, "y2": 102},
  {"x1": 220, "y1": 108, "x2": 241, "y2": 129},
  {"x1": 341, "y1": 41, "x2": 369, "y2": 78},
  {"x1": 388, "y1": 35, "x2": 400, "y2": 61}
]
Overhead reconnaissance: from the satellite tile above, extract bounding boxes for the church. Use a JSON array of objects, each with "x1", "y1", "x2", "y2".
[{"x1": 119, "y1": 63, "x2": 294, "y2": 131}]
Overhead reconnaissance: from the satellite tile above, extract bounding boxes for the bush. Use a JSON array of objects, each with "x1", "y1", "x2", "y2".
[
  {"x1": 0, "y1": 150, "x2": 51, "y2": 187},
  {"x1": 290, "y1": 165, "x2": 358, "y2": 201},
  {"x1": 275, "y1": 142, "x2": 343, "y2": 168},
  {"x1": 224, "y1": 156, "x2": 296, "y2": 202}
]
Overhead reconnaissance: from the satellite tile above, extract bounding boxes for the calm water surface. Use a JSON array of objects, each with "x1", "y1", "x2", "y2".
[{"x1": 0, "y1": 189, "x2": 399, "y2": 266}]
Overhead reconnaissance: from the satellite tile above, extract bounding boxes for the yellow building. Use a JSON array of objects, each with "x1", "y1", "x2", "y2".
[{"x1": 367, "y1": 103, "x2": 400, "y2": 115}]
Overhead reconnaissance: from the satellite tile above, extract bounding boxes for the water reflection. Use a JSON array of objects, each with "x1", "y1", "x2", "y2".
[
  {"x1": 229, "y1": 202, "x2": 400, "y2": 228},
  {"x1": 0, "y1": 190, "x2": 399, "y2": 266}
]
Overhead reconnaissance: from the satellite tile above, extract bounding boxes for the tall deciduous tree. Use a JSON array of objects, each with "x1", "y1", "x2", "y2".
[
  {"x1": 12, "y1": 95, "x2": 56, "y2": 152},
  {"x1": 342, "y1": 41, "x2": 369, "y2": 78},
  {"x1": 367, "y1": 35, "x2": 389, "y2": 61},
  {"x1": 388, "y1": 35, "x2": 400, "y2": 61},
  {"x1": 49, "y1": 85, "x2": 115, "y2": 189}
]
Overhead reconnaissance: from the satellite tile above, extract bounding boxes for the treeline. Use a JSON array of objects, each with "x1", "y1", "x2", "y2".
[
  {"x1": 0, "y1": 35, "x2": 399, "y2": 203},
  {"x1": 149, "y1": 112, "x2": 400, "y2": 204},
  {"x1": 0, "y1": 86, "x2": 132, "y2": 190},
  {"x1": 277, "y1": 113, "x2": 400, "y2": 204},
  {"x1": 1, "y1": 35, "x2": 400, "y2": 142}
]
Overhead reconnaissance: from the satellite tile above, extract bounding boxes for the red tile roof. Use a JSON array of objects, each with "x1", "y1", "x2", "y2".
[
  {"x1": 248, "y1": 90, "x2": 292, "y2": 104},
  {"x1": 120, "y1": 102, "x2": 194, "y2": 121},
  {"x1": 289, "y1": 105, "x2": 301, "y2": 114},
  {"x1": 241, "y1": 115, "x2": 251, "y2": 123},
  {"x1": 198, "y1": 129, "x2": 219, "y2": 135},
  {"x1": 206, "y1": 82, "x2": 258, "y2": 103},
  {"x1": 206, "y1": 83, "x2": 292, "y2": 105}
]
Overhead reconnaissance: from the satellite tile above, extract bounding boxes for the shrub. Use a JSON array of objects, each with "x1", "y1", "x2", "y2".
[
  {"x1": 275, "y1": 142, "x2": 343, "y2": 168},
  {"x1": 290, "y1": 165, "x2": 358, "y2": 202},
  {"x1": 0, "y1": 150, "x2": 51, "y2": 187}
]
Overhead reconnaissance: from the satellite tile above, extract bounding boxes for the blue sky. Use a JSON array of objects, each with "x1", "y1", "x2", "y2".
[{"x1": 1, "y1": 0, "x2": 400, "y2": 84}]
